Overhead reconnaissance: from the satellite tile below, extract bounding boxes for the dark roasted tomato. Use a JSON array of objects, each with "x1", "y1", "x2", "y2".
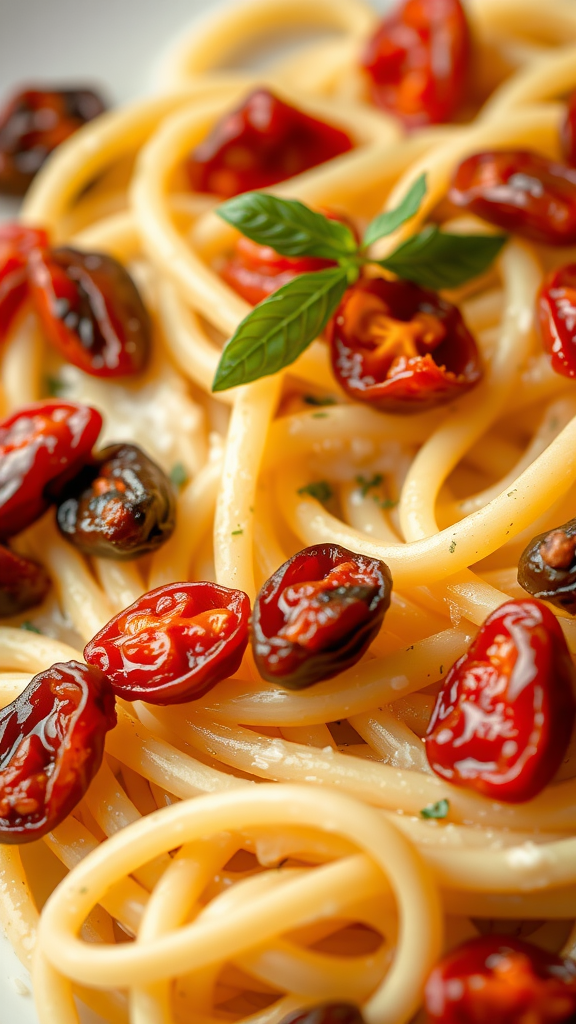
[
  {"x1": 28, "y1": 247, "x2": 151, "y2": 377},
  {"x1": 538, "y1": 263, "x2": 576, "y2": 379},
  {"x1": 518, "y1": 518, "x2": 576, "y2": 614},
  {"x1": 0, "y1": 546, "x2": 50, "y2": 617},
  {"x1": 0, "y1": 401, "x2": 102, "y2": 540},
  {"x1": 279, "y1": 1007, "x2": 364, "y2": 1024},
  {"x1": 55, "y1": 443, "x2": 176, "y2": 560},
  {"x1": 328, "y1": 277, "x2": 481, "y2": 413},
  {"x1": 449, "y1": 150, "x2": 576, "y2": 245},
  {"x1": 425, "y1": 936, "x2": 576, "y2": 1024},
  {"x1": 222, "y1": 210, "x2": 357, "y2": 306},
  {"x1": 0, "y1": 87, "x2": 106, "y2": 195},
  {"x1": 0, "y1": 223, "x2": 48, "y2": 340},
  {"x1": 84, "y1": 582, "x2": 251, "y2": 704},
  {"x1": 360, "y1": 0, "x2": 469, "y2": 128},
  {"x1": 187, "y1": 88, "x2": 353, "y2": 198},
  {"x1": 425, "y1": 599, "x2": 576, "y2": 803},
  {"x1": 562, "y1": 91, "x2": 576, "y2": 168},
  {"x1": 0, "y1": 661, "x2": 116, "y2": 843},
  {"x1": 252, "y1": 543, "x2": 392, "y2": 689}
]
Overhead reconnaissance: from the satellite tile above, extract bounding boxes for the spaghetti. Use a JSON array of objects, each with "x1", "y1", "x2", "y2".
[{"x1": 1, "y1": 0, "x2": 576, "y2": 1021}]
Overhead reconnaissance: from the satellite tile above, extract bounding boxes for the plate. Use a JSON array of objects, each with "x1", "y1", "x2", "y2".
[{"x1": 0, "y1": 0, "x2": 388, "y2": 1018}]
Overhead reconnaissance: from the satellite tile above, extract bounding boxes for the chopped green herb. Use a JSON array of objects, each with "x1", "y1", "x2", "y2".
[
  {"x1": 297, "y1": 481, "x2": 333, "y2": 502},
  {"x1": 170, "y1": 463, "x2": 189, "y2": 488},
  {"x1": 231, "y1": 528, "x2": 244, "y2": 536},
  {"x1": 303, "y1": 394, "x2": 337, "y2": 407},
  {"x1": 376, "y1": 496, "x2": 398, "y2": 510},
  {"x1": 20, "y1": 621, "x2": 41, "y2": 634},
  {"x1": 449, "y1": 540, "x2": 457, "y2": 553},
  {"x1": 311, "y1": 411, "x2": 329, "y2": 419},
  {"x1": 355, "y1": 473, "x2": 383, "y2": 498},
  {"x1": 45, "y1": 376, "x2": 66, "y2": 397},
  {"x1": 420, "y1": 799, "x2": 449, "y2": 820}
]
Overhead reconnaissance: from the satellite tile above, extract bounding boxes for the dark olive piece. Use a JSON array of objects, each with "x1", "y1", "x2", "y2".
[
  {"x1": 517, "y1": 517, "x2": 576, "y2": 614},
  {"x1": 0, "y1": 545, "x2": 50, "y2": 616},
  {"x1": 55, "y1": 443, "x2": 176, "y2": 560},
  {"x1": 279, "y1": 1005, "x2": 364, "y2": 1024}
]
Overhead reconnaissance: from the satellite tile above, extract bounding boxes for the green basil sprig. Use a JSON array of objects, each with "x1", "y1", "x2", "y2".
[{"x1": 213, "y1": 176, "x2": 506, "y2": 392}]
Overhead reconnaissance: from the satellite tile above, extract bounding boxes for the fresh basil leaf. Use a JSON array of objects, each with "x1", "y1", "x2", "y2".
[
  {"x1": 379, "y1": 226, "x2": 507, "y2": 290},
  {"x1": 420, "y1": 799, "x2": 449, "y2": 820},
  {"x1": 217, "y1": 192, "x2": 358, "y2": 261},
  {"x1": 213, "y1": 267, "x2": 349, "y2": 392},
  {"x1": 363, "y1": 173, "x2": 427, "y2": 248}
]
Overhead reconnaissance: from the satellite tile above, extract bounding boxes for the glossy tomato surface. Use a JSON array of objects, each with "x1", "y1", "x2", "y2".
[
  {"x1": 562, "y1": 90, "x2": 576, "y2": 167},
  {"x1": 425, "y1": 599, "x2": 576, "y2": 802},
  {"x1": 222, "y1": 236, "x2": 338, "y2": 306},
  {"x1": 449, "y1": 150, "x2": 576, "y2": 245},
  {"x1": 518, "y1": 518, "x2": 576, "y2": 615},
  {"x1": 0, "y1": 87, "x2": 106, "y2": 195},
  {"x1": 0, "y1": 401, "x2": 102, "y2": 539},
  {"x1": 538, "y1": 263, "x2": 576, "y2": 379},
  {"x1": 425, "y1": 935, "x2": 576, "y2": 1024},
  {"x1": 0, "y1": 546, "x2": 50, "y2": 617},
  {"x1": 252, "y1": 543, "x2": 392, "y2": 689},
  {"x1": 360, "y1": 0, "x2": 469, "y2": 127},
  {"x1": 187, "y1": 88, "x2": 353, "y2": 198},
  {"x1": 0, "y1": 223, "x2": 48, "y2": 340},
  {"x1": 328, "y1": 276, "x2": 481, "y2": 412},
  {"x1": 29, "y1": 247, "x2": 151, "y2": 377},
  {"x1": 84, "y1": 582, "x2": 251, "y2": 704},
  {"x1": 0, "y1": 661, "x2": 116, "y2": 843}
]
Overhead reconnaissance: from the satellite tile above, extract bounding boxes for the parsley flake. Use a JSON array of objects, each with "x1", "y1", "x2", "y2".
[
  {"x1": 356, "y1": 473, "x2": 384, "y2": 498},
  {"x1": 449, "y1": 540, "x2": 457, "y2": 553},
  {"x1": 303, "y1": 394, "x2": 337, "y2": 407},
  {"x1": 297, "y1": 481, "x2": 333, "y2": 502},
  {"x1": 170, "y1": 463, "x2": 189, "y2": 488},
  {"x1": 20, "y1": 621, "x2": 41, "y2": 634},
  {"x1": 231, "y1": 528, "x2": 244, "y2": 536},
  {"x1": 420, "y1": 799, "x2": 449, "y2": 820}
]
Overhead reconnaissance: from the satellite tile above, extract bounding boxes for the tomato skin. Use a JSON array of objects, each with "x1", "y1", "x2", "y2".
[
  {"x1": 360, "y1": 0, "x2": 470, "y2": 127},
  {"x1": 252, "y1": 544, "x2": 392, "y2": 690},
  {"x1": 28, "y1": 247, "x2": 151, "y2": 378},
  {"x1": 449, "y1": 150, "x2": 576, "y2": 245},
  {"x1": 0, "y1": 546, "x2": 50, "y2": 617},
  {"x1": 425, "y1": 599, "x2": 576, "y2": 803},
  {"x1": 84, "y1": 582, "x2": 251, "y2": 705},
  {"x1": 562, "y1": 91, "x2": 576, "y2": 167},
  {"x1": 425, "y1": 936, "x2": 576, "y2": 1024},
  {"x1": 0, "y1": 401, "x2": 102, "y2": 540},
  {"x1": 0, "y1": 224, "x2": 48, "y2": 340},
  {"x1": 0, "y1": 87, "x2": 106, "y2": 195},
  {"x1": 328, "y1": 277, "x2": 481, "y2": 413},
  {"x1": 538, "y1": 263, "x2": 576, "y2": 379},
  {"x1": 222, "y1": 236, "x2": 337, "y2": 306},
  {"x1": 518, "y1": 518, "x2": 576, "y2": 615},
  {"x1": 0, "y1": 661, "x2": 116, "y2": 843},
  {"x1": 187, "y1": 88, "x2": 353, "y2": 198}
]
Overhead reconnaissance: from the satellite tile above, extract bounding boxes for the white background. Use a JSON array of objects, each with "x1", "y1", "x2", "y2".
[{"x1": 0, "y1": 0, "x2": 388, "y2": 1019}]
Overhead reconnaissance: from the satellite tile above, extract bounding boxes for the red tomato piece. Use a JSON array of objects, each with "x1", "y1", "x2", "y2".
[
  {"x1": 425, "y1": 935, "x2": 576, "y2": 1024},
  {"x1": 252, "y1": 543, "x2": 392, "y2": 689},
  {"x1": 562, "y1": 91, "x2": 576, "y2": 167},
  {"x1": 0, "y1": 87, "x2": 106, "y2": 195},
  {"x1": 538, "y1": 263, "x2": 576, "y2": 379},
  {"x1": 449, "y1": 150, "x2": 576, "y2": 245},
  {"x1": 84, "y1": 582, "x2": 251, "y2": 705},
  {"x1": 425, "y1": 599, "x2": 576, "y2": 803},
  {"x1": 0, "y1": 400, "x2": 103, "y2": 539},
  {"x1": 328, "y1": 277, "x2": 481, "y2": 413},
  {"x1": 0, "y1": 223, "x2": 48, "y2": 340},
  {"x1": 29, "y1": 247, "x2": 151, "y2": 377},
  {"x1": 187, "y1": 88, "x2": 353, "y2": 198},
  {"x1": 0, "y1": 661, "x2": 116, "y2": 843},
  {"x1": 0, "y1": 546, "x2": 50, "y2": 617},
  {"x1": 221, "y1": 211, "x2": 356, "y2": 306},
  {"x1": 360, "y1": 0, "x2": 470, "y2": 128}
]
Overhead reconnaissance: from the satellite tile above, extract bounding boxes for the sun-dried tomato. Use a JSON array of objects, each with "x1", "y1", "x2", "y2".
[
  {"x1": 187, "y1": 88, "x2": 353, "y2": 198},
  {"x1": 360, "y1": 0, "x2": 470, "y2": 127},
  {"x1": 562, "y1": 91, "x2": 576, "y2": 167},
  {"x1": 0, "y1": 400, "x2": 102, "y2": 539},
  {"x1": 518, "y1": 518, "x2": 576, "y2": 615},
  {"x1": 328, "y1": 277, "x2": 481, "y2": 412},
  {"x1": 29, "y1": 247, "x2": 151, "y2": 377},
  {"x1": 0, "y1": 661, "x2": 116, "y2": 842},
  {"x1": 56, "y1": 443, "x2": 176, "y2": 560},
  {"x1": 0, "y1": 223, "x2": 48, "y2": 341},
  {"x1": 425, "y1": 599, "x2": 576, "y2": 803},
  {"x1": 449, "y1": 150, "x2": 576, "y2": 245},
  {"x1": 0, "y1": 546, "x2": 50, "y2": 617},
  {"x1": 222, "y1": 211, "x2": 357, "y2": 306},
  {"x1": 0, "y1": 87, "x2": 105, "y2": 195},
  {"x1": 252, "y1": 543, "x2": 392, "y2": 689},
  {"x1": 425, "y1": 936, "x2": 576, "y2": 1024},
  {"x1": 84, "y1": 582, "x2": 251, "y2": 705},
  {"x1": 538, "y1": 263, "x2": 576, "y2": 379}
]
